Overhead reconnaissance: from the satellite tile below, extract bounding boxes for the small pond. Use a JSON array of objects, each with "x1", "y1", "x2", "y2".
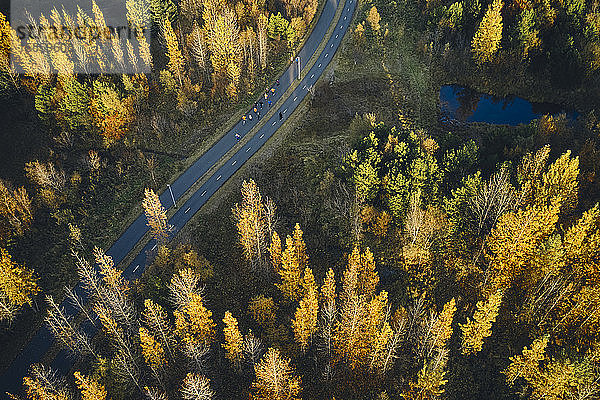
[{"x1": 439, "y1": 85, "x2": 579, "y2": 126}]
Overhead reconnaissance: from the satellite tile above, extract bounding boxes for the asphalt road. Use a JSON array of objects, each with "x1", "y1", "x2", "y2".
[{"x1": 1, "y1": 0, "x2": 356, "y2": 394}]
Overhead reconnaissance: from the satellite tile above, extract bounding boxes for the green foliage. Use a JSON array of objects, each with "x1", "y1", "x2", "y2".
[
  {"x1": 343, "y1": 117, "x2": 443, "y2": 220},
  {"x1": 267, "y1": 13, "x2": 290, "y2": 40},
  {"x1": 150, "y1": 0, "x2": 177, "y2": 24},
  {"x1": 59, "y1": 77, "x2": 91, "y2": 131}
]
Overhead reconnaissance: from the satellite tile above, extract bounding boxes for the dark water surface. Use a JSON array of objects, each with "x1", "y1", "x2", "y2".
[{"x1": 440, "y1": 85, "x2": 579, "y2": 125}]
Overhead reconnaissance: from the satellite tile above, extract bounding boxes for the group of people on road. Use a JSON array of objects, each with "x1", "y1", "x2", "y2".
[{"x1": 237, "y1": 80, "x2": 282, "y2": 141}]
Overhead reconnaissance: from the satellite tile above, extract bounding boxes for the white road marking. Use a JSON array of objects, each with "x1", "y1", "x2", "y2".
[
  {"x1": 336, "y1": 34, "x2": 339, "y2": 38},
  {"x1": 283, "y1": 108, "x2": 288, "y2": 113},
  {"x1": 272, "y1": 121, "x2": 276, "y2": 126},
  {"x1": 344, "y1": 16, "x2": 347, "y2": 20},
  {"x1": 260, "y1": 134, "x2": 264, "y2": 138},
  {"x1": 246, "y1": 147, "x2": 251, "y2": 152},
  {"x1": 152, "y1": 243, "x2": 157, "y2": 250},
  {"x1": 185, "y1": 207, "x2": 190, "y2": 213},
  {"x1": 325, "y1": 53, "x2": 329, "y2": 58},
  {"x1": 340, "y1": 25, "x2": 343, "y2": 29},
  {"x1": 133, "y1": 265, "x2": 140, "y2": 273},
  {"x1": 232, "y1": 160, "x2": 237, "y2": 166},
  {"x1": 216, "y1": 175, "x2": 221, "y2": 181},
  {"x1": 331, "y1": 43, "x2": 334, "y2": 47},
  {"x1": 310, "y1": 74, "x2": 314, "y2": 78},
  {"x1": 318, "y1": 63, "x2": 322, "y2": 68},
  {"x1": 303, "y1": 85, "x2": 307, "y2": 89},
  {"x1": 201, "y1": 190, "x2": 206, "y2": 196},
  {"x1": 293, "y1": 96, "x2": 297, "y2": 101}
]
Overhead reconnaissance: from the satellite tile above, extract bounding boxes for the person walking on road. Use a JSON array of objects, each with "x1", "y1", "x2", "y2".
[
  {"x1": 259, "y1": 101, "x2": 263, "y2": 108},
  {"x1": 279, "y1": 111, "x2": 283, "y2": 120},
  {"x1": 271, "y1": 88, "x2": 275, "y2": 95},
  {"x1": 268, "y1": 100, "x2": 272, "y2": 107},
  {"x1": 276, "y1": 79, "x2": 280, "y2": 86},
  {"x1": 248, "y1": 114, "x2": 253, "y2": 121}
]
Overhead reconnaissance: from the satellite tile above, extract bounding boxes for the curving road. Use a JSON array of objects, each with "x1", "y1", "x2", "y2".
[{"x1": 1, "y1": 0, "x2": 356, "y2": 394}]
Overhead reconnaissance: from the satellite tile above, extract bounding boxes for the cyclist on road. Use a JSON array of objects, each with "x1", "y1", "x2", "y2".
[
  {"x1": 276, "y1": 79, "x2": 280, "y2": 86},
  {"x1": 242, "y1": 115, "x2": 246, "y2": 124},
  {"x1": 235, "y1": 133, "x2": 241, "y2": 141},
  {"x1": 268, "y1": 100, "x2": 272, "y2": 107},
  {"x1": 248, "y1": 114, "x2": 253, "y2": 121}
]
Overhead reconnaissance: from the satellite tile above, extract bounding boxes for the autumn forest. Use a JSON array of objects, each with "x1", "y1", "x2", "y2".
[{"x1": 1, "y1": 0, "x2": 600, "y2": 397}]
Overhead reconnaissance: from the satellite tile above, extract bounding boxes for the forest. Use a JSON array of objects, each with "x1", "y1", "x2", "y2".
[{"x1": 2, "y1": 0, "x2": 600, "y2": 396}]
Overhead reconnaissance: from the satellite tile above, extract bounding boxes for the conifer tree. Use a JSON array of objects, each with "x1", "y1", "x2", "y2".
[
  {"x1": 486, "y1": 204, "x2": 559, "y2": 292},
  {"x1": 74, "y1": 371, "x2": 108, "y2": 400},
  {"x1": 45, "y1": 295, "x2": 95, "y2": 357},
  {"x1": 208, "y1": 9, "x2": 242, "y2": 99},
  {"x1": 269, "y1": 231, "x2": 282, "y2": 270},
  {"x1": 169, "y1": 268, "x2": 203, "y2": 310},
  {"x1": 503, "y1": 335, "x2": 548, "y2": 387},
  {"x1": 0, "y1": 179, "x2": 34, "y2": 237},
  {"x1": 534, "y1": 151, "x2": 579, "y2": 213},
  {"x1": 292, "y1": 267, "x2": 319, "y2": 351},
  {"x1": 471, "y1": 0, "x2": 503, "y2": 64},
  {"x1": 0, "y1": 247, "x2": 40, "y2": 322},
  {"x1": 141, "y1": 299, "x2": 174, "y2": 360},
  {"x1": 277, "y1": 236, "x2": 303, "y2": 301},
  {"x1": 174, "y1": 293, "x2": 216, "y2": 348},
  {"x1": 402, "y1": 350, "x2": 449, "y2": 400},
  {"x1": 139, "y1": 326, "x2": 167, "y2": 370},
  {"x1": 366, "y1": 6, "x2": 381, "y2": 33},
  {"x1": 20, "y1": 365, "x2": 72, "y2": 400},
  {"x1": 460, "y1": 290, "x2": 503, "y2": 355},
  {"x1": 223, "y1": 311, "x2": 243, "y2": 366},
  {"x1": 252, "y1": 348, "x2": 302, "y2": 400},
  {"x1": 233, "y1": 180, "x2": 271, "y2": 268},
  {"x1": 292, "y1": 224, "x2": 309, "y2": 270},
  {"x1": 162, "y1": 19, "x2": 185, "y2": 86},
  {"x1": 143, "y1": 188, "x2": 170, "y2": 243},
  {"x1": 321, "y1": 268, "x2": 336, "y2": 307}
]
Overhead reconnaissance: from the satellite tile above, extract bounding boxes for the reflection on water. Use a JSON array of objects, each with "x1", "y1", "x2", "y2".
[{"x1": 440, "y1": 85, "x2": 579, "y2": 125}]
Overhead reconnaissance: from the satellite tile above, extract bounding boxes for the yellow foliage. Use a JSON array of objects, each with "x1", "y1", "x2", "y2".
[
  {"x1": 292, "y1": 268, "x2": 319, "y2": 351},
  {"x1": 0, "y1": 247, "x2": 39, "y2": 322},
  {"x1": 174, "y1": 293, "x2": 216, "y2": 347},
  {"x1": 139, "y1": 326, "x2": 167, "y2": 369},
  {"x1": 252, "y1": 347, "x2": 302, "y2": 400},
  {"x1": 74, "y1": 371, "x2": 108, "y2": 400},
  {"x1": 223, "y1": 311, "x2": 244, "y2": 365},
  {"x1": 471, "y1": 0, "x2": 503, "y2": 64},
  {"x1": 460, "y1": 290, "x2": 503, "y2": 355}
]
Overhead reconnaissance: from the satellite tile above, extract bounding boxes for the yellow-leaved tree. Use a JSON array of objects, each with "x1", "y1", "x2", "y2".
[
  {"x1": 74, "y1": 371, "x2": 108, "y2": 400},
  {"x1": 142, "y1": 188, "x2": 170, "y2": 243},
  {"x1": 174, "y1": 293, "x2": 216, "y2": 348},
  {"x1": 251, "y1": 347, "x2": 302, "y2": 400},
  {"x1": 0, "y1": 247, "x2": 40, "y2": 323},
  {"x1": 292, "y1": 267, "x2": 319, "y2": 351},
  {"x1": 223, "y1": 311, "x2": 244, "y2": 366},
  {"x1": 471, "y1": 0, "x2": 503, "y2": 64},
  {"x1": 460, "y1": 290, "x2": 503, "y2": 355}
]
